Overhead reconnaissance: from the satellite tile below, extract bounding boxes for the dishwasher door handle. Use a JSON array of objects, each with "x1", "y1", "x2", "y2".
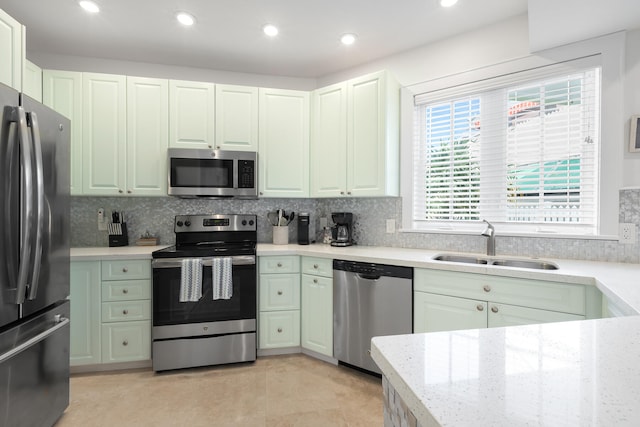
[{"x1": 356, "y1": 273, "x2": 381, "y2": 281}]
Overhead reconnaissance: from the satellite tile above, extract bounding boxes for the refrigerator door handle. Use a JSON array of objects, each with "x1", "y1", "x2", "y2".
[
  {"x1": 0, "y1": 316, "x2": 69, "y2": 364},
  {"x1": 14, "y1": 106, "x2": 37, "y2": 304},
  {"x1": 25, "y1": 111, "x2": 45, "y2": 301}
]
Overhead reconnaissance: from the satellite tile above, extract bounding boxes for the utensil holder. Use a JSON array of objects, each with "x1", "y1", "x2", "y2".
[
  {"x1": 108, "y1": 223, "x2": 129, "y2": 247},
  {"x1": 272, "y1": 226, "x2": 289, "y2": 245}
]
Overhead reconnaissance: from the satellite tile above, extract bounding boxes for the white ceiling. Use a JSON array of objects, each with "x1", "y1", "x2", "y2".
[{"x1": 0, "y1": 0, "x2": 528, "y2": 78}]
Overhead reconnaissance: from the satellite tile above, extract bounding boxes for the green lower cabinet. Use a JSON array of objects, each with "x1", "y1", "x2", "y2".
[
  {"x1": 259, "y1": 311, "x2": 301, "y2": 348},
  {"x1": 414, "y1": 292, "x2": 487, "y2": 333},
  {"x1": 70, "y1": 261, "x2": 102, "y2": 366},
  {"x1": 301, "y1": 273, "x2": 333, "y2": 356},
  {"x1": 101, "y1": 321, "x2": 151, "y2": 363}
]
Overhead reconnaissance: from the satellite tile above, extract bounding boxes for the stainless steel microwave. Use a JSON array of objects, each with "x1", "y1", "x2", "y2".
[{"x1": 167, "y1": 148, "x2": 258, "y2": 198}]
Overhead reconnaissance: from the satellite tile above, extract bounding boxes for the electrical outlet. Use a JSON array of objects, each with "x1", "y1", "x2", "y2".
[
  {"x1": 386, "y1": 219, "x2": 395, "y2": 233},
  {"x1": 319, "y1": 217, "x2": 328, "y2": 228},
  {"x1": 97, "y1": 208, "x2": 107, "y2": 231},
  {"x1": 619, "y1": 223, "x2": 636, "y2": 244}
]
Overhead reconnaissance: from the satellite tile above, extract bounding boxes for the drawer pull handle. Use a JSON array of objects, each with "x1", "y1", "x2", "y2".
[
  {"x1": 313, "y1": 279, "x2": 318, "y2": 284},
  {"x1": 277, "y1": 263, "x2": 282, "y2": 267},
  {"x1": 483, "y1": 285, "x2": 491, "y2": 292},
  {"x1": 476, "y1": 304, "x2": 484, "y2": 311},
  {"x1": 122, "y1": 340, "x2": 129, "y2": 346},
  {"x1": 122, "y1": 267, "x2": 128, "y2": 273},
  {"x1": 313, "y1": 264, "x2": 318, "y2": 269},
  {"x1": 491, "y1": 306, "x2": 499, "y2": 313},
  {"x1": 122, "y1": 309, "x2": 128, "y2": 315},
  {"x1": 277, "y1": 328, "x2": 283, "y2": 333},
  {"x1": 122, "y1": 289, "x2": 128, "y2": 294},
  {"x1": 277, "y1": 290, "x2": 283, "y2": 295}
]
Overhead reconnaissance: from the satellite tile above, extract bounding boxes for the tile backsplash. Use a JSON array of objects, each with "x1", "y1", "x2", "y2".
[{"x1": 71, "y1": 189, "x2": 640, "y2": 263}]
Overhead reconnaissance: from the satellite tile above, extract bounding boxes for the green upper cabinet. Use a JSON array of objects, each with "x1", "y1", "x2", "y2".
[
  {"x1": 258, "y1": 88, "x2": 310, "y2": 198},
  {"x1": 126, "y1": 76, "x2": 169, "y2": 196},
  {"x1": 82, "y1": 72, "x2": 127, "y2": 195},
  {"x1": 310, "y1": 82, "x2": 347, "y2": 197},
  {"x1": 43, "y1": 70, "x2": 83, "y2": 195},
  {"x1": 215, "y1": 84, "x2": 258, "y2": 151},
  {"x1": 23, "y1": 60, "x2": 42, "y2": 102},
  {"x1": 0, "y1": 8, "x2": 24, "y2": 91},
  {"x1": 169, "y1": 80, "x2": 215, "y2": 149},
  {"x1": 311, "y1": 70, "x2": 400, "y2": 198}
]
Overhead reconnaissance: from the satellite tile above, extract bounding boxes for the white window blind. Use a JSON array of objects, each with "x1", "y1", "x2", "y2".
[{"x1": 411, "y1": 63, "x2": 601, "y2": 235}]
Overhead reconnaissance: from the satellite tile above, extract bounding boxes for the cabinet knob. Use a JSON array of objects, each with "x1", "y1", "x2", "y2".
[
  {"x1": 313, "y1": 279, "x2": 318, "y2": 284},
  {"x1": 127, "y1": 189, "x2": 132, "y2": 194},
  {"x1": 347, "y1": 191, "x2": 352, "y2": 195},
  {"x1": 313, "y1": 264, "x2": 318, "y2": 269},
  {"x1": 476, "y1": 304, "x2": 484, "y2": 311},
  {"x1": 340, "y1": 191, "x2": 345, "y2": 195},
  {"x1": 122, "y1": 340, "x2": 129, "y2": 346},
  {"x1": 208, "y1": 145, "x2": 212, "y2": 148},
  {"x1": 277, "y1": 263, "x2": 282, "y2": 267},
  {"x1": 216, "y1": 146, "x2": 221, "y2": 149},
  {"x1": 277, "y1": 328, "x2": 283, "y2": 333},
  {"x1": 122, "y1": 309, "x2": 129, "y2": 315},
  {"x1": 483, "y1": 285, "x2": 491, "y2": 292},
  {"x1": 259, "y1": 192, "x2": 264, "y2": 196},
  {"x1": 277, "y1": 290, "x2": 283, "y2": 295},
  {"x1": 118, "y1": 189, "x2": 124, "y2": 194},
  {"x1": 491, "y1": 306, "x2": 499, "y2": 313},
  {"x1": 122, "y1": 267, "x2": 128, "y2": 273},
  {"x1": 122, "y1": 289, "x2": 128, "y2": 294}
]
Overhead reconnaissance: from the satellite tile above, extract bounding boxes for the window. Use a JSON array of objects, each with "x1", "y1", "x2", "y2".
[{"x1": 409, "y1": 65, "x2": 601, "y2": 235}]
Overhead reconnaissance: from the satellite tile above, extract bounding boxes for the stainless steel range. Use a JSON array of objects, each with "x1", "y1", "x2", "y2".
[{"x1": 151, "y1": 214, "x2": 257, "y2": 372}]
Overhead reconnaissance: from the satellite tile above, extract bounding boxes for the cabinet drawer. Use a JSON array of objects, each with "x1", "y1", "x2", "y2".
[
  {"x1": 301, "y1": 257, "x2": 332, "y2": 277},
  {"x1": 101, "y1": 279, "x2": 151, "y2": 301},
  {"x1": 259, "y1": 256, "x2": 300, "y2": 274},
  {"x1": 487, "y1": 303, "x2": 584, "y2": 328},
  {"x1": 101, "y1": 301, "x2": 151, "y2": 322},
  {"x1": 260, "y1": 274, "x2": 300, "y2": 311},
  {"x1": 101, "y1": 260, "x2": 150, "y2": 281},
  {"x1": 101, "y1": 321, "x2": 151, "y2": 363},
  {"x1": 415, "y1": 268, "x2": 586, "y2": 315},
  {"x1": 259, "y1": 311, "x2": 300, "y2": 349}
]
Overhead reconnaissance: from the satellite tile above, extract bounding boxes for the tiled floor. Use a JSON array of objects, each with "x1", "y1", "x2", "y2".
[{"x1": 56, "y1": 354, "x2": 383, "y2": 426}]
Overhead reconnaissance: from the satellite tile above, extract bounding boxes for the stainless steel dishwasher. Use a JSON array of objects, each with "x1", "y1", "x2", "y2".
[{"x1": 333, "y1": 259, "x2": 413, "y2": 374}]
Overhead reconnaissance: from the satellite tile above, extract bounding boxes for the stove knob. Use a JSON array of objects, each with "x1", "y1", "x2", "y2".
[
  {"x1": 184, "y1": 220, "x2": 191, "y2": 227},
  {"x1": 242, "y1": 220, "x2": 247, "y2": 226},
  {"x1": 176, "y1": 221, "x2": 184, "y2": 227},
  {"x1": 249, "y1": 220, "x2": 254, "y2": 226}
]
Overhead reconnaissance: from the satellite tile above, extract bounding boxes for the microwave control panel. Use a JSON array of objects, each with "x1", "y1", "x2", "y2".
[{"x1": 238, "y1": 160, "x2": 255, "y2": 188}]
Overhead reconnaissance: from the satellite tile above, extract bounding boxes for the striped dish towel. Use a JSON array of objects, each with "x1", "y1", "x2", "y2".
[
  {"x1": 212, "y1": 257, "x2": 233, "y2": 300},
  {"x1": 180, "y1": 258, "x2": 203, "y2": 302}
]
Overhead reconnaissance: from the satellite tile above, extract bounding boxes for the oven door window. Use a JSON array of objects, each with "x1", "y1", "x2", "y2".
[
  {"x1": 153, "y1": 263, "x2": 256, "y2": 326},
  {"x1": 170, "y1": 158, "x2": 234, "y2": 189}
]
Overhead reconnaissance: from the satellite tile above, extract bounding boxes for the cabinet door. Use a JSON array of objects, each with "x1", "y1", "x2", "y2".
[
  {"x1": 215, "y1": 84, "x2": 258, "y2": 151},
  {"x1": 23, "y1": 60, "x2": 42, "y2": 102},
  {"x1": 43, "y1": 70, "x2": 83, "y2": 195},
  {"x1": 0, "y1": 9, "x2": 23, "y2": 91},
  {"x1": 169, "y1": 80, "x2": 215, "y2": 149},
  {"x1": 487, "y1": 303, "x2": 584, "y2": 328},
  {"x1": 258, "y1": 88, "x2": 309, "y2": 197},
  {"x1": 414, "y1": 292, "x2": 487, "y2": 333},
  {"x1": 347, "y1": 70, "x2": 399, "y2": 197},
  {"x1": 310, "y1": 82, "x2": 347, "y2": 197},
  {"x1": 70, "y1": 261, "x2": 101, "y2": 366},
  {"x1": 259, "y1": 273, "x2": 301, "y2": 311},
  {"x1": 301, "y1": 274, "x2": 333, "y2": 356},
  {"x1": 101, "y1": 320, "x2": 151, "y2": 363},
  {"x1": 127, "y1": 76, "x2": 169, "y2": 196},
  {"x1": 82, "y1": 73, "x2": 127, "y2": 195}
]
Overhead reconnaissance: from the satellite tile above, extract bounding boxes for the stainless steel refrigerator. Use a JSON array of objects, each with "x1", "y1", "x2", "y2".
[{"x1": 0, "y1": 82, "x2": 71, "y2": 426}]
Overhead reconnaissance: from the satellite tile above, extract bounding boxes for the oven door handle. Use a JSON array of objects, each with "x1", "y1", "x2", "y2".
[{"x1": 152, "y1": 255, "x2": 256, "y2": 268}]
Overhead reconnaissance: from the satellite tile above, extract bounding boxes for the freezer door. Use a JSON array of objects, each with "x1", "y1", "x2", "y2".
[
  {"x1": 0, "y1": 300, "x2": 70, "y2": 427},
  {"x1": 0, "y1": 83, "x2": 21, "y2": 328},
  {"x1": 21, "y1": 96, "x2": 70, "y2": 317}
]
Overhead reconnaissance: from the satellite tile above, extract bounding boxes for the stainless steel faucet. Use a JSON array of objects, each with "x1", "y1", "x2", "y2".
[{"x1": 481, "y1": 219, "x2": 495, "y2": 256}]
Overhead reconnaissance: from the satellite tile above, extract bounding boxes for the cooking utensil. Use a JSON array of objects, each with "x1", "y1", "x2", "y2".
[
  {"x1": 286, "y1": 212, "x2": 295, "y2": 225},
  {"x1": 267, "y1": 212, "x2": 279, "y2": 226}
]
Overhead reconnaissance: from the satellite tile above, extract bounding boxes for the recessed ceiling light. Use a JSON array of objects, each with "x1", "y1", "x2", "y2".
[
  {"x1": 263, "y1": 24, "x2": 279, "y2": 37},
  {"x1": 340, "y1": 33, "x2": 357, "y2": 46},
  {"x1": 176, "y1": 12, "x2": 196, "y2": 26},
  {"x1": 78, "y1": 1, "x2": 100, "y2": 13},
  {"x1": 440, "y1": 0, "x2": 458, "y2": 7}
]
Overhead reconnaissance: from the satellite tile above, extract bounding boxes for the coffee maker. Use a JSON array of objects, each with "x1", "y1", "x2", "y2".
[{"x1": 331, "y1": 212, "x2": 354, "y2": 247}]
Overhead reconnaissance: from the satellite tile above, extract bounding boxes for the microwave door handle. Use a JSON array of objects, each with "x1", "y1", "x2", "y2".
[
  {"x1": 26, "y1": 112, "x2": 45, "y2": 301},
  {"x1": 232, "y1": 159, "x2": 239, "y2": 189},
  {"x1": 14, "y1": 107, "x2": 36, "y2": 304}
]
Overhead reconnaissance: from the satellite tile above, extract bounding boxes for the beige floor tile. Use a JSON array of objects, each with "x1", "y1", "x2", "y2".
[{"x1": 56, "y1": 354, "x2": 382, "y2": 427}]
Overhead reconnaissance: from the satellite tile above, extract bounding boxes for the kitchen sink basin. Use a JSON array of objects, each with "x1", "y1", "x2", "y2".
[
  {"x1": 432, "y1": 254, "x2": 559, "y2": 270},
  {"x1": 432, "y1": 255, "x2": 488, "y2": 264}
]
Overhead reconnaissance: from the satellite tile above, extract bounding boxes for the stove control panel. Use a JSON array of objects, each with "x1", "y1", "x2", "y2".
[{"x1": 174, "y1": 214, "x2": 256, "y2": 232}]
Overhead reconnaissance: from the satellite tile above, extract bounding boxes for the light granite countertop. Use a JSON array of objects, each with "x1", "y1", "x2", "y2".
[{"x1": 72, "y1": 243, "x2": 640, "y2": 426}]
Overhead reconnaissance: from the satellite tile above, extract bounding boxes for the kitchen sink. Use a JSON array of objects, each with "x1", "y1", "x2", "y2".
[{"x1": 433, "y1": 254, "x2": 558, "y2": 270}]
